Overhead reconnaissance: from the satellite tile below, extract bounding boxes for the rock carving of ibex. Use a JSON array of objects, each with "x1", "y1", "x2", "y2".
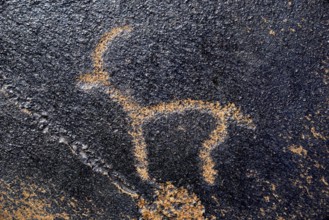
[{"x1": 78, "y1": 26, "x2": 255, "y2": 185}]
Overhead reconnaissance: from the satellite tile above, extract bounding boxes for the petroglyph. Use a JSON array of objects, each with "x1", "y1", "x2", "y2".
[
  {"x1": 138, "y1": 182, "x2": 205, "y2": 219},
  {"x1": 0, "y1": 179, "x2": 70, "y2": 220},
  {"x1": 78, "y1": 25, "x2": 255, "y2": 185}
]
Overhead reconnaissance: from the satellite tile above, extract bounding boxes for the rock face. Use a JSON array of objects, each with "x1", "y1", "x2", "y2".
[{"x1": 0, "y1": 1, "x2": 328, "y2": 219}]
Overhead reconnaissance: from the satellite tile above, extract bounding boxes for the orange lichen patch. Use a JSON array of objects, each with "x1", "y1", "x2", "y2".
[
  {"x1": 311, "y1": 127, "x2": 328, "y2": 140},
  {"x1": 0, "y1": 179, "x2": 69, "y2": 220},
  {"x1": 138, "y1": 182, "x2": 205, "y2": 220},
  {"x1": 288, "y1": 145, "x2": 307, "y2": 157}
]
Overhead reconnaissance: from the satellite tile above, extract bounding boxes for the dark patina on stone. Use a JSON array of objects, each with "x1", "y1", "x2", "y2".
[{"x1": 0, "y1": 0, "x2": 328, "y2": 219}]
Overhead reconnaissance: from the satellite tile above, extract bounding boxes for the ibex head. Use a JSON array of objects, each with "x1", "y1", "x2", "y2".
[
  {"x1": 77, "y1": 26, "x2": 255, "y2": 186},
  {"x1": 78, "y1": 25, "x2": 132, "y2": 87}
]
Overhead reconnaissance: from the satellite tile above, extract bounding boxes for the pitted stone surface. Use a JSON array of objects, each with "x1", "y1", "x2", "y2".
[{"x1": 0, "y1": 1, "x2": 328, "y2": 219}]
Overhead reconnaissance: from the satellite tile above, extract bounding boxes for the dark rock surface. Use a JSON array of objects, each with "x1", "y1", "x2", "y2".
[{"x1": 0, "y1": 0, "x2": 328, "y2": 219}]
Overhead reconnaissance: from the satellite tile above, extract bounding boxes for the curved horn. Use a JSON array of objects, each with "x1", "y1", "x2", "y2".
[
  {"x1": 79, "y1": 25, "x2": 132, "y2": 85},
  {"x1": 93, "y1": 25, "x2": 132, "y2": 73}
]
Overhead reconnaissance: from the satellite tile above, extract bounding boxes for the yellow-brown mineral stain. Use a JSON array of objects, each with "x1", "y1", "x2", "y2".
[
  {"x1": 78, "y1": 25, "x2": 255, "y2": 185},
  {"x1": 288, "y1": 145, "x2": 307, "y2": 157},
  {"x1": 310, "y1": 127, "x2": 328, "y2": 140},
  {"x1": 259, "y1": 208, "x2": 266, "y2": 216},
  {"x1": 20, "y1": 108, "x2": 33, "y2": 116},
  {"x1": 289, "y1": 28, "x2": 296, "y2": 33},
  {"x1": 0, "y1": 179, "x2": 69, "y2": 220},
  {"x1": 269, "y1": 29, "x2": 276, "y2": 36},
  {"x1": 137, "y1": 182, "x2": 205, "y2": 220},
  {"x1": 321, "y1": 176, "x2": 328, "y2": 186},
  {"x1": 264, "y1": 196, "x2": 270, "y2": 202}
]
